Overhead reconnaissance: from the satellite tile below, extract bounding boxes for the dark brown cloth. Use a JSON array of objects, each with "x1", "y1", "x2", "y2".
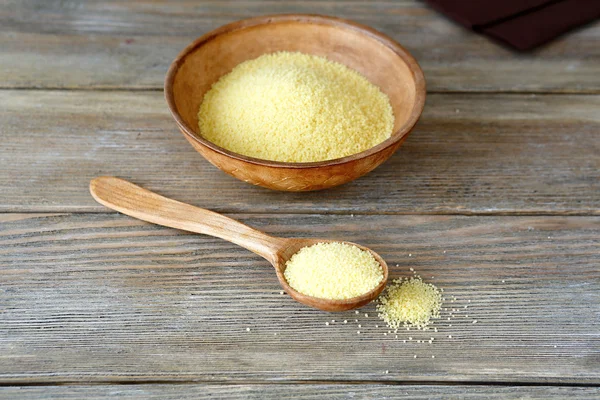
[{"x1": 424, "y1": 0, "x2": 600, "y2": 50}]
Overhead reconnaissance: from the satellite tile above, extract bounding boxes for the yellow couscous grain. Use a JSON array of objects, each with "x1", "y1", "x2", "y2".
[
  {"x1": 198, "y1": 51, "x2": 394, "y2": 162},
  {"x1": 377, "y1": 275, "x2": 442, "y2": 330},
  {"x1": 283, "y1": 242, "x2": 383, "y2": 300}
]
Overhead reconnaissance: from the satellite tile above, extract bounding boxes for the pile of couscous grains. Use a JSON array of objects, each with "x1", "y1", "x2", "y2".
[
  {"x1": 283, "y1": 242, "x2": 384, "y2": 300},
  {"x1": 314, "y1": 266, "x2": 479, "y2": 361},
  {"x1": 198, "y1": 51, "x2": 394, "y2": 162},
  {"x1": 376, "y1": 270, "x2": 442, "y2": 330}
]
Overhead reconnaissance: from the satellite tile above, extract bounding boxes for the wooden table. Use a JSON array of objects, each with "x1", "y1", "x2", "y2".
[{"x1": 2, "y1": 1, "x2": 599, "y2": 398}]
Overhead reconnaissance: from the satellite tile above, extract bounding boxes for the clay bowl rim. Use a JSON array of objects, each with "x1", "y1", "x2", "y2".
[{"x1": 164, "y1": 13, "x2": 426, "y2": 169}]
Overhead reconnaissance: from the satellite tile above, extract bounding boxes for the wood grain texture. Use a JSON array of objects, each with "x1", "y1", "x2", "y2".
[
  {"x1": 1, "y1": 385, "x2": 599, "y2": 399},
  {"x1": 2, "y1": 90, "x2": 599, "y2": 214},
  {"x1": 4, "y1": 0, "x2": 600, "y2": 395},
  {"x1": 1, "y1": 0, "x2": 599, "y2": 92},
  {"x1": 2, "y1": 213, "x2": 599, "y2": 383}
]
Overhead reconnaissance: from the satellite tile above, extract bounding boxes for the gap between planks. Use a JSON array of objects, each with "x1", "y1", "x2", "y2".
[
  {"x1": 1, "y1": 210, "x2": 600, "y2": 217},
  {"x1": 1, "y1": 383, "x2": 599, "y2": 400},
  {"x1": 3, "y1": 87, "x2": 600, "y2": 95},
  {"x1": 0, "y1": 379, "x2": 599, "y2": 388}
]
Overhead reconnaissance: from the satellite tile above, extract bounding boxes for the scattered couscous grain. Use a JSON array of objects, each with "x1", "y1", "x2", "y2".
[
  {"x1": 198, "y1": 51, "x2": 394, "y2": 162},
  {"x1": 377, "y1": 275, "x2": 442, "y2": 330},
  {"x1": 284, "y1": 242, "x2": 383, "y2": 300}
]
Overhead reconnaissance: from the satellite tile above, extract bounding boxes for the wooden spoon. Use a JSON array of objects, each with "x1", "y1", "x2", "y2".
[{"x1": 90, "y1": 176, "x2": 388, "y2": 311}]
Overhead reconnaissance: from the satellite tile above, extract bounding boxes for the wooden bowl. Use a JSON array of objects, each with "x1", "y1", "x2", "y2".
[{"x1": 165, "y1": 14, "x2": 426, "y2": 191}]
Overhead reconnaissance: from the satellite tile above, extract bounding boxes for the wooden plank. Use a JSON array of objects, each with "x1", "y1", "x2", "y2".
[
  {"x1": 2, "y1": 90, "x2": 599, "y2": 214},
  {"x1": 1, "y1": 384, "x2": 599, "y2": 399},
  {"x1": 1, "y1": 213, "x2": 599, "y2": 383},
  {"x1": 1, "y1": 0, "x2": 599, "y2": 92}
]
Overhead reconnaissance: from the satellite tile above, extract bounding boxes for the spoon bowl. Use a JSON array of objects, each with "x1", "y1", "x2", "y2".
[
  {"x1": 90, "y1": 177, "x2": 388, "y2": 312},
  {"x1": 272, "y1": 238, "x2": 389, "y2": 311}
]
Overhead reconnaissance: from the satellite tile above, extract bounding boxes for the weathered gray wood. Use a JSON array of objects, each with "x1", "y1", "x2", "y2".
[
  {"x1": 3, "y1": 0, "x2": 600, "y2": 392},
  {"x1": 2, "y1": 213, "x2": 598, "y2": 383},
  {"x1": 2, "y1": 90, "x2": 599, "y2": 214},
  {"x1": 1, "y1": 0, "x2": 599, "y2": 92},
  {"x1": 1, "y1": 384, "x2": 599, "y2": 399}
]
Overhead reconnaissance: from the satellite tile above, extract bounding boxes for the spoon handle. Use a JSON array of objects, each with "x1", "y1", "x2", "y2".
[{"x1": 90, "y1": 176, "x2": 286, "y2": 264}]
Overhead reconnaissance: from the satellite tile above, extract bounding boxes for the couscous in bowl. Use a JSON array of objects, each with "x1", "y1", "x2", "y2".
[{"x1": 165, "y1": 14, "x2": 426, "y2": 191}]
